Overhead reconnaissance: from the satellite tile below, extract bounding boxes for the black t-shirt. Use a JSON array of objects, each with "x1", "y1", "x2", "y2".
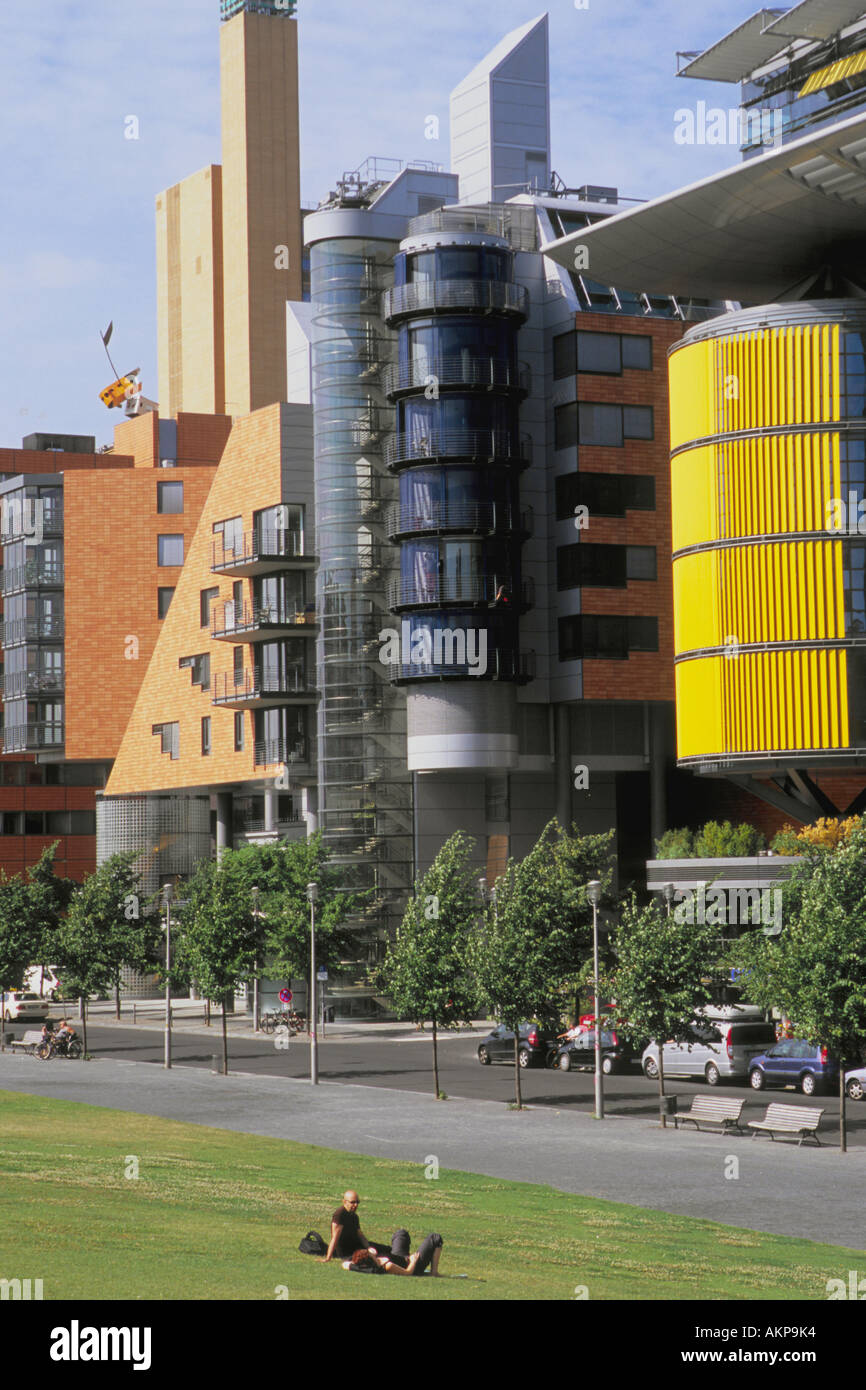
[{"x1": 332, "y1": 1207, "x2": 363, "y2": 1256}]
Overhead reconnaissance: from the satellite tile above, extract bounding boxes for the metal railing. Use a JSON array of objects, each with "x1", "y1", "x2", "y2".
[
  {"x1": 384, "y1": 430, "x2": 532, "y2": 467},
  {"x1": 382, "y1": 358, "x2": 530, "y2": 397},
  {"x1": 406, "y1": 205, "x2": 538, "y2": 250},
  {"x1": 211, "y1": 529, "x2": 309, "y2": 571},
  {"x1": 211, "y1": 601, "x2": 315, "y2": 639},
  {"x1": 382, "y1": 280, "x2": 529, "y2": 322},
  {"x1": 387, "y1": 576, "x2": 531, "y2": 608},
  {"x1": 1, "y1": 560, "x2": 63, "y2": 595},
  {"x1": 253, "y1": 738, "x2": 309, "y2": 768},
  {"x1": 2, "y1": 671, "x2": 63, "y2": 699},
  {"x1": 383, "y1": 649, "x2": 536, "y2": 682},
  {"x1": 1, "y1": 616, "x2": 64, "y2": 646},
  {"x1": 212, "y1": 668, "x2": 314, "y2": 703},
  {"x1": 2, "y1": 721, "x2": 64, "y2": 751},
  {"x1": 386, "y1": 502, "x2": 533, "y2": 538},
  {"x1": 0, "y1": 501, "x2": 63, "y2": 541}
]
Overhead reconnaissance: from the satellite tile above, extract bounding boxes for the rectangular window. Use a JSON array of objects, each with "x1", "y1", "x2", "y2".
[
  {"x1": 623, "y1": 406, "x2": 654, "y2": 440},
  {"x1": 158, "y1": 534, "x2": 184, "y2": 567},
  {"x1": 234, "y1": 712, "x2": 245, "y2": 752},
  {"x1": 214, "y1": 516, "x2": 244, "y2": 557},
  {"x1": 626, "y1": 546, "x2": 657, "y2": 581},
  {"x1": 200, "y1": 587, "x2": 219, "y2": 628},
  {"x1": 577, "y1": 331, "x2": 621, "y2": 374},
  {"x1": 621, "y1": 335, "x2": 653, "y2": 370},
  {"x1": 558, "y1": 615, "x2": 659, "y2": 661},
  {"x1": 179, "y1": 653, "x2": 211, "y2": 691},
  {"x1": 153, "y1": 722, "x2": 180, "y2": 759},
  {"x1": 557, "y1": 543, "x2": 627, "y2": 589},
  {"x1": 1, "y1": 812, "x2": 21, "y2": 834},
  {"x1": 554, "y1": 402, "x2": 578, "y2": 450},
  {"x1": 578, "y1": 404, "x2": 623, "y2": 447},
  {"x1": 201, "y1": 717, "x2": 212, "y2": 756},
  {"x1": 158, "y1": 587, "x2": 175, "y2": 619},
  {"x1": 553, "y1": 331, "x2": 577, "y2": 380},
  {"x1": 157, "y1": 481, "x2": 184, "y2": 514}
]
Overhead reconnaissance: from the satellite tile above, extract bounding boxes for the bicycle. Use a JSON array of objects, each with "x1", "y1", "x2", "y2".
[{"x1": 36, "y1": 1034, "x2": 82, "y2": 1061}]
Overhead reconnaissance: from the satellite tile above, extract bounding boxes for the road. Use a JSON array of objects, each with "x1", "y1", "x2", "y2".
[{"x1": 43, "y1": 1021, "x2": 866, "y2": 1145}]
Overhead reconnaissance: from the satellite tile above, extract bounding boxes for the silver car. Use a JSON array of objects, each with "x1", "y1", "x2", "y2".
[{"x1": 642, "y1": 1019, "x2": 778, "y2": 1086}]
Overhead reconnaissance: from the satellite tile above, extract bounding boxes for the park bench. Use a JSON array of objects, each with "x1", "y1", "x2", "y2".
[
  {"x1": 673, "y1": 1096, "x2": 745, "y2": 1134},
  {"x1": 748, "y1": 1102, "x2": 825, "y2": 1147},
  {"x1": 6, "y1": 1030, "x2": 45, "y2": 1056}
]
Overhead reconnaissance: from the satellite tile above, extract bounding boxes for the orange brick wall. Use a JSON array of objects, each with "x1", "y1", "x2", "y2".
[{"x1": 106, "y1": 404, "x2": 296, "y2": 795}]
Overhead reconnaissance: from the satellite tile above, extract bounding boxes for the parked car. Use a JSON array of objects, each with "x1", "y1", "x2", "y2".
[
  {"x1": 556, "y1": 1027, "x2": 635, "y2": 1075},
  {"x1": 477, "y1": 1023, "x2": 558, "y2": 1069},
  {"x1": 642, "y1": 1017, "x2": 777, "y2": 1086},
  {"x1": 845, "y1": 1067, "x2": 866, "y2": 1100},
  {"x1": 1, "y1": 991, "x2": 49, "y2": 1022},
  {"x1": 748, "y1": 1040, "x2": 839, "y2": 1096}
]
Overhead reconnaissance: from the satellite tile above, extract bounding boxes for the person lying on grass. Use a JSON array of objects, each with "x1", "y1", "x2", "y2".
[{"x1": 344, "y1": 1233, "x2": 444, "y2": 1277}]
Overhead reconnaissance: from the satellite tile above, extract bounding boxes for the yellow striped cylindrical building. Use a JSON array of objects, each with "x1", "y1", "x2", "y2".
[{"x1": 670, "y1": 302, "x2": 866, "y2": 770}]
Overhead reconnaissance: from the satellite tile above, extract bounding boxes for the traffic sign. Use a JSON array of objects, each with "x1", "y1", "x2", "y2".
[
  {"x1": 317, "y1": 970, "x2": 328, "y2": 982},
  {"x1": 279, "y1": 988, "x2": 293, "y2": 1004}
]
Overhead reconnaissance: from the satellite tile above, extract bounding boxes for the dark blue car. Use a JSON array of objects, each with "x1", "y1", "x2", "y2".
[{"x1": 748, "y1": 1040, "x2": 839, "y2": 1096}]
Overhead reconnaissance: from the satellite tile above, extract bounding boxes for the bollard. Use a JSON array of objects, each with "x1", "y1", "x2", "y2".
[
  {"x1": 212, "y1": 1054, "x2": 220, "y2": 1074},
  {"x1": 133, "y1": 1004, "x2": 136, "y2": 1025}
]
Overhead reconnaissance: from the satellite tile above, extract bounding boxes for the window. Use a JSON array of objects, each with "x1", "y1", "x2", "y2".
[
  {"x1": 553, "y1": 332, "x2": 577, "y2": 380},
  {"x1": 485, "y1": 775, "x2": 509, "y2": 822},
  {"x1": 621, "y1": 335, "x2": 653, "y2": 370},
  {"x1": 157, "y1": 481, "x2": 184, "y2": 514},
  {"x1": 626, "y1": 546, "x2": 658, "y2": 581},
  {"x1": 557, "y1": 543, "x2": 627, "y2": 589},
  {"x1": 623, "y1": 406, "x2": 654, "y2": 440},
  {"x1": 555, "y1": 403, "x2": 655, "y2": 448},
  {"x1": 558, "y1": 616, "x2": 659, "y2": 661},
  {"x1": 201, "y1": 717, "x2": 212, "y2": 756},
  {"x1": 554, "y1": 403, "x2": 579, "y2": 450},
  {"x1": 555, "y1": 472, "x2": 656, "y2": 520},
  {"x1": 214, "y1": 516, "x2": 244, "y2": 557},
  {"x1": 577, "y1": 332, "x2": 621, "y2": 374},
  {"x1": 554, "y1": 331, "x2": 653, "y2": 379},
  {"x1": 158, "y1": 588, "x2": 175, "y2": 619},
  {"x1": 1, "y1": 812, "x2": 21, "y2": 835},
  {"x1": 179, "y1": 653, "x2": 210, "y2": 691},
  {"x1": 200, "y1": 587, "x2": 219, "y2": 628},
  {"x1": 234, "y1": 712, "x2": 245, "y2": 752},
  {"x1": 152, "y1": 722, "x2": 180, "y2": 759},
  {"x1": 578, "y1": 404, "x2": 623, "y2": 447},
  {"x1": 158, "y1": 534, "x2": 184, "y2": 567}
]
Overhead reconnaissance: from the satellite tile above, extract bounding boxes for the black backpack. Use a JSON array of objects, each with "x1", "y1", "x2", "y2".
[{"x1": 298, "y1": 1231, "x2": 327, "y2": 1256}]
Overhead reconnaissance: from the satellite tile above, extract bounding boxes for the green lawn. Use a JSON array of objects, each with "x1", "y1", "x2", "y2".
[{"x1": 0, "y1": 1090, "x2": 860, "y2": 1300}]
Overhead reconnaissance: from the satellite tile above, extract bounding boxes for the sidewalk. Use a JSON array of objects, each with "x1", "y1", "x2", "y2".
[
  {"x1": 1, "y1": 1051, "x2": 865, "y2": 1252},
  {"x1": 79, "y1": 1000, "x2": 490, "y2": 1042}
]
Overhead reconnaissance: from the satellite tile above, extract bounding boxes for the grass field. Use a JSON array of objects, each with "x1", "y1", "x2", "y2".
[{"x1": 0, "y1": 1090, "x2": 861, "y2": 1300}]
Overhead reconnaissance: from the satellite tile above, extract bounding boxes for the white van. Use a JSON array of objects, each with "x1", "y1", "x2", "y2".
[
  {"x1": 642, "y1": 1007, "x2": 777, "y2": 1086},
  {"x1": 24, "y1": 965, "x2": 62, "y2": 1000}
]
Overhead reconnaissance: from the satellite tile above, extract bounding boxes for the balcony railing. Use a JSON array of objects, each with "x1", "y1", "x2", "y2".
[
  {"x1": 0, "y1": 501, "x2": 63, "y2": 542},
  {"x1": 385, "y1": 430, "x2": 532, "y2": 468},
  {"x1": 383, "y1": 649, "x2": 536, "y2": 683},
  {"x1": 2, "y1": 721, "x2": 64, "y2": 751},
  {"x1": 2, "y1": 615, "x2": 64, "y2": 646},
  {"x1": 386, "y1": 502, "x2": 533, "y2": 539},
  {"x1": 382, "y1": 358, "x2": 530, "y2": 398},
  {"x1": 212, "y1": 668, "x2": 315, "y2": 704},
  {"x1": 211, "y1": 601, "x2": 317, "y2": 640},
  {"x1": 382, "y1": 280, "x2": 529, "y2": 323},
  {"x1": 2, "y1": 671, "x2": 64, "y2": 699},
  {"x1": 1, "y1": 560, "x2": 63, "y2": 595},
  {"x1": 211, "y1": 528, "x2": 312, "y2": 573},
  {"x1": 388, "y1": 576, "x2": 533, "y2": 610},
  {"x1": 253, "y1": 737, "x2": 310, "y2": 768}
]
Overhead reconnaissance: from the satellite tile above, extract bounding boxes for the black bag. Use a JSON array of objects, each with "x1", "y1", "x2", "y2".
[{"x1": 298, "y1": 1231, "x2": 328, "y2": 1256}]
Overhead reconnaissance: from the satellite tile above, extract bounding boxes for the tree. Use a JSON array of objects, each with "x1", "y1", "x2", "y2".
[
  {"x1": 692, "y1": 821, "x2": 766, "y2": 858},
  {"x1": 58, "y1": 854, "x2": 159, "y2": 1023},
  {"x1": 654, "y1": 827, "x2": 694, "y2": 860},
  {"x1": 382, "y1": 832, "x2": 479, "y2": 1099},
  {"x1": 0, "y1": 875, "x2": 38, "y2": 1048},
  {"x1": 256, "y1": 836, "x2": 357, "y2": 988},
  {"x1": 771, "y1": 816, "x2": 862, "y2": 856},
  {"x1": 21, "y1": 844, "x2": 75, "y2": 982},
  {"x1": 470, "y1": 824, "x2": 579, "y2": 1109},
  {"x1": 733, "y1": 824, "x2": 866, "y2": 1153},
  {"x1": 608, "y1": 894, "x2": 718, "y2": 1126}
]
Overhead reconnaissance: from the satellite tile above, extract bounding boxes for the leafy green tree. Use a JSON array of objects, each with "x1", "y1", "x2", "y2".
[
  {"x1": 654, "y1": 827, "x2": 694, "y2": 860},
  {"x1": 733, "y1": 824, "x2": 866, "y2": 1152},
  {"x1": 382, "y1": 832, "x2": 480, "y2": 1098},
  {"x1": 21, "y1": 845, "x2": 75, "y2": 982},
  {"x1": 0, "y1": 875, "x2": 38, "y2": 1047},
  {"x1": 608, "y1": 894, "x2": 718, "y2": 1125},
  {"x1": 693, "y1": 821, "x2": 766, "y2": 858},
  {"x1": 546, "y1": 823, "x2": 617, "y2": 1017},
  {"x1": 470, "y1": 825, "x2": 579, "y2": 1109},
  {"x1": 256, "y1": 836, "x2": 357, "y2": 988},
  {"x1": 58, "y1": 854, "x2": 158, "y2": 1022}
]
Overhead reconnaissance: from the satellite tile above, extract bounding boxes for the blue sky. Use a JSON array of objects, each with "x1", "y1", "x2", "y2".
[{"x1": 0, "y1": 0, "x2": 752, "y2": 448}]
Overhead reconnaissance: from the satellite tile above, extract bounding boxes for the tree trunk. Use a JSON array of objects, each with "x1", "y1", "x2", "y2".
[
  {"x1": 115, "y1": 977, "x2": 121, "y2": 1021},
  {"x1": 221, "y1": 999, "x2": 229, "y2": 1075},
  {"x1": 81, "y1": 998, "x2": 88, "y2": 1059},
  {"x1": 658, "y1": 1044, "x2": 667, "y2": 1129},
  {"x1": 1, "y1": 991, "x2": 5, "y2": 1052},
  {"x1": 513, "y1": 1030, "x2": 523, "y2": 1109},
  {"x1": 431, "y1": 1017, "x2": 440, "y2": 1099},
  {"x1": 840, "y1": 1068, "x2": 848, "y2": 1154},
  {"x1": 205, "y1": 997, "x2": 211, "y2": 1027}
]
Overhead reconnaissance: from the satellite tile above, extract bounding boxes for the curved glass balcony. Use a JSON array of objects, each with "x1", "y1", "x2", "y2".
[
  {"x1": 388, "y1": 576, "x2": 533, "y2": 611},
  {"x1": 385, "y1": 430, "x2": 532, "y2": 468},
  {"x1": 384, "y1": 648, "x2": 535, "y2": 684},
  {"x1": 382, "y1": 280, "x2": 529, "y2": 324},
  {"x1": 386, "y1": 501, "x2": 533, "y2": 541},
  {"x1": 382, "y1": 358, "x2": 530, "y2": 399}
]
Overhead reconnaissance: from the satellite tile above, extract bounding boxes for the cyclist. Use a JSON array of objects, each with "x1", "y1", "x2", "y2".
[{"x1": 55, "y1": 1019, "x2": 77, "y2": 1053}]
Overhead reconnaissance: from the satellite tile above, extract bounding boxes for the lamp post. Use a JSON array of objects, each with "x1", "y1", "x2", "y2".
[
  {"x1": 307, "y1": 882, "x2": 319, "y2": 1085},
  {"x1": 162, "y1": 882, "x2": 173, "y2": 1070},
  {"x1": 663, "y1": 883, "x2": 675, "y2": 919},
  {"x1": 587, "y1": 880, "x2": 604, "y2": 1120},
  {"x1": 251, "y1": 886, "x2": 261, "y2": 1033}
]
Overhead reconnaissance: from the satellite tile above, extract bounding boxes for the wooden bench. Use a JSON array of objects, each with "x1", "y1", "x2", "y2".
[
  {"x1": 673, "y1": 1096, "x2": 745, "y2": 1134},
  {"x1": 748, "y1": 1103, "x2": 825, "y2": 1147},
  {"x1": 6, "y1": 1030, "x2": 45, "y2": 1056}
]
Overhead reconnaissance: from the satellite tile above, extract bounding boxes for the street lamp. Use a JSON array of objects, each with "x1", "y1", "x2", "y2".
[
  {"x1": 307, "y1": 882, "x2": 319, "y2": 1085},
  {"x1": 663, "y1": 883, "x2": 675, "y2": 918},
  {"x1": 162, "y1": 883, "x2": 173, "y2": 1070},
  {"x1": 587, "y1": 880, "x2": 604, "y2": 1120},
  {"x1": 251, "y1": 886, "x2": 261, "y2": 1033}
]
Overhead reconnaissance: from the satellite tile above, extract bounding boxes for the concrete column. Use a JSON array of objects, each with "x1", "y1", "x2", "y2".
[
  {"x1": 555, "y1": 704, "x2": 572, "y2": 831},
  {"x1": 302, "y1": 786, "x2": 318, "y2": 837},
  {"x1": 264, "y1": 787, "x2": 278, "y2": 834},
  {"x1": 216, "y1": 792, "x2": 233, "y2": 863},
  {"x1": 649, "y1": 704, "x2": 668, "y2": 849}
]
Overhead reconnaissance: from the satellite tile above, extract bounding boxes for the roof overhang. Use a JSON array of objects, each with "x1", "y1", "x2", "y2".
[
  {"x1": 542, "y1": 112, "x2": 866, "y2": 301},
  {"x1": 763, "y1": 0, "x2": 866, "y2": 42},
  {"x1": 678, "y1": 3, "x2": 866, "y2": 82}
]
